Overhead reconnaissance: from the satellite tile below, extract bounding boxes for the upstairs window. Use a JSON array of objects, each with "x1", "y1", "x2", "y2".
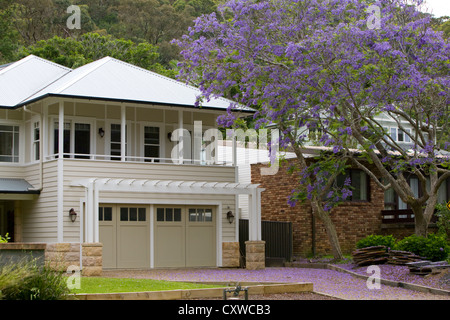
[
  {"x1": 0, "y1": 125, "x2": 19, "y2": 163},
  {"x1": 33, "y1": 121, "x2": 40, "y2": 161},
  {"x1": 389, "y1": 127, "x2": 411, "y2": 143},
  {"x1": 54, "y1": 121, "x2": 91, "y2": 158},
  {"x1": 144, "y1": 126, "x2": 160, "y2": 161},
  {"x1": 110, "y1": 124, "x2": 127, "y2": 160}
]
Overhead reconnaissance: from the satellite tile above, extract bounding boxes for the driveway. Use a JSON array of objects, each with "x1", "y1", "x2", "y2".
[{"x1": 101, "y1": 267, "x2": 450, "y2": 300}]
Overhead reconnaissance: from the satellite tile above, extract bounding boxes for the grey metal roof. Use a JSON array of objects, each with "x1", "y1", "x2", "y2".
[
  {"x1": 0, "y1": 55, "x2": 71, "y2": 108},
  {"x1": 0, "y1": 178, "x2": 40, "y2": 194},
  {"x1": 1, "y1": 55, "x2": 254, "y2": 113}
]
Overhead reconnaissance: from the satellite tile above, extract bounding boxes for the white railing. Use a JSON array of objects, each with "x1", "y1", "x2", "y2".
[{"x1": 45, "y1": 153, "x2": 234, "y2": 166}]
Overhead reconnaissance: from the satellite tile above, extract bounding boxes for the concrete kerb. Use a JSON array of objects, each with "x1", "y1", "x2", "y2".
[{"x1": 73, "y1": 282, "x2": 314, "y2": 300}]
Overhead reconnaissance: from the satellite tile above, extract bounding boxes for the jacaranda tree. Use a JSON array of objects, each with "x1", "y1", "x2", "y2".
[{"x1": 175, "y1": 0, "x2": 450, "y2": 258}]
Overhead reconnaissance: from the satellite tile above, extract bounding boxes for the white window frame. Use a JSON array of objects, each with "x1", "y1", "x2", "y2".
[
  {"x1": 32, "y1": 119, "x2": 40, "y2": 162},
  {"x1": 105, "y1": 120, "x2": 131, "y2": 161},
  {"x1": 0, "y1": 120, "x2": 23, "y2": 164},
  {"x1": 140, "y1": 122, "x2": 164, "y2": 162},
  {"x1": 387, "y1": 126, "x2": 412, "y2": 143},
  {"x1": 50, "y1": 117, "x2": 95, "y2": 159}
]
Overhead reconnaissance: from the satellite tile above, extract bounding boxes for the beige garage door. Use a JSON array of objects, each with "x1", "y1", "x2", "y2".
[
  {"x1": 99, "y1": 205, "x2": 149, "y2": 269},
  {"x1": 154, "y1": 206, "x2": 216, "y2": 268}
]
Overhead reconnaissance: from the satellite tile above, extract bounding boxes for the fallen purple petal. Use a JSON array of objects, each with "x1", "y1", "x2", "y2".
[{"x1": 101, "y1": 265, "x2": 449, "y2": 300}]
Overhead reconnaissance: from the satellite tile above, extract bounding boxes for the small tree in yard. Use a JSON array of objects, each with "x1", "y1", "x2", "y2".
[{"x1": 175, "y1": 0, "x2": 450, "y2": 258}]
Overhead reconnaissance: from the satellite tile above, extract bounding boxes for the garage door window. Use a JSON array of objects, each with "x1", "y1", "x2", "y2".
[
  {"x1": 99, "y1": 207, "x2": 113, "y2": 221},
  {"x1": 156, "y1": 208, "x2": 181, "y2": 221},
  {"x1": 120, "y1": 207, "x2": 146, "y2": 221},
  {"x1": 189, "y1": 208, "x2": 213, "y2": 222}
]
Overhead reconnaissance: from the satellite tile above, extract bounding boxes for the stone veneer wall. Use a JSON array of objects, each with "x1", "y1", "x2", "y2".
[
  {"x1": 45, "y1": 242, "x2": 102, "y2": 276},
  {"x1": 251, "y1": 159, "x2": 385, "y2": 257}
]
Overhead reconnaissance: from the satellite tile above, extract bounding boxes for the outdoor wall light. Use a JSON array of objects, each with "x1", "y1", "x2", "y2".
[
  {"x1": 227, "y1": 211, "x2": 234, "y2": 224},
  {"x1": 98, "y1": 127, "x2": 105, "y2": 138},
  {"x1": 69, "y1": 208, "x2": 77, "y2": 222}
]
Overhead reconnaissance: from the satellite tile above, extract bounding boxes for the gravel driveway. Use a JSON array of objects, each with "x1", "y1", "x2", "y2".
[{"x1": 101, "y1": 267, "x2": 450, "y2": 300}]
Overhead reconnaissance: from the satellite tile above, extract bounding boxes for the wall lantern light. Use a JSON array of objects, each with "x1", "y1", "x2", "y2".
[
  {"x1": 227, "y1": 211, "x2": 234, "y2": 224},
  {"x1": 98, "y1": 128, "x2": 105, "y2": 138},
  {"x1": 69, "y1": 208, "x2": 77, "y2": 222}
]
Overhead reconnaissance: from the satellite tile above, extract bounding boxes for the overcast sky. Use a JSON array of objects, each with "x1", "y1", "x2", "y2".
[{"x1": 422, "y1": 0, "x2": 450, "y2": 18}]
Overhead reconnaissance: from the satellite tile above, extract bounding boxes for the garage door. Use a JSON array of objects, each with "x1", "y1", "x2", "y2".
[
  {"x1": 99, "y1": 205, "x2": 149, "y2": 269},
  {"x1": 154, "y1": 206, "x2": 216, "y2": 268},
  {"x1": 99, "y1": 204, "x2": 216, "y2": 269}
]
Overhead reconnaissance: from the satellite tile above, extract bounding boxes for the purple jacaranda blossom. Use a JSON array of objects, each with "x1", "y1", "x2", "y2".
[
  {"x1": 342, "y1": 188, "x2": 352, "y2": 200},
  {"x1": 174, "y1": 0, "x2": 450, "y2": 238}
]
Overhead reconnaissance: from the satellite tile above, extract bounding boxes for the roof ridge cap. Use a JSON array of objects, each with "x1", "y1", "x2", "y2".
[{"x1": 0, "y1": 55, "x2": 71, "y2": 77}]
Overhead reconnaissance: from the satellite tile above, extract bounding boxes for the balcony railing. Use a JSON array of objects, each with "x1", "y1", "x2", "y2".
[
  {"x1": 381, "y1": 209, "x2": 438, "y2": 224},
  {"x1": 44, "y1": 153, "x2": 234, "y2": 166}
]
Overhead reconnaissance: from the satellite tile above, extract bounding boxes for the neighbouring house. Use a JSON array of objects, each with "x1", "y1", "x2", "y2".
[
  {"x1": 252, "y1": 156, "x2": 449, "y2": 258},
  {"x1": 0, "y1": 55, "x2": 266, "y2": 275},
  {"x1": 249, "y1": 115, "x2": 450, "y2": 258}
]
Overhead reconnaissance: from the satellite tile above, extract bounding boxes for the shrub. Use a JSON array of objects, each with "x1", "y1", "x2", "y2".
[
  {"x1": 356, "y1": 235, "x2": 397, "y2": 250},
  {"x1": 1, "y1": 261, "x2": 71, "y2": 300},
  {"x1": 0, "y1": 260, "x2": 34, "y2": 299},
  {"x1": 0, "y1": 233, "x2": 10, "y2": 243},
  {"x1": 435, "y1": 204, "x2": 450, "y2": 239},
  {"x1": 395, "y1": 233, "x2": 449, "y2": 262}
]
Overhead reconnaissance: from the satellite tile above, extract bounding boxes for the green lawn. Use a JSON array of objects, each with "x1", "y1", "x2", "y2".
[{"x1": 70, "y1": 277, "x2": 220, "y2": 294}]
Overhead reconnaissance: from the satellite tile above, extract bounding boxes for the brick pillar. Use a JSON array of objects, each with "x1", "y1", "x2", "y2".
[
  {"x1": 245, "y1": 240, "x2": 265, "y2": 270},
  {"x1": 222, "y1": 242, "x2": 240, "y2": 267}
]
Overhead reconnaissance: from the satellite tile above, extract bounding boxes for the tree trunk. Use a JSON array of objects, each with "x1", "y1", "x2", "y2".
[
  {"x1": 413, "y1": 207, "x2": 428, "y2": 237},
  {"x1": 412, "y1": 197, "x2": 438, "y2": 237},
  {"x1": 411, "y1": 204, "x2": 428, "y2": 237},
  {"x1": 289, "y1": 144, "x2": 344, "y2": 260},
  {"x1": 311, "y1": 201, "x2": 344, "y2": 260}
]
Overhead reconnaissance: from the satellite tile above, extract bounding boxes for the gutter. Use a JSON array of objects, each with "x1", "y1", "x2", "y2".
[{"x1": 1, "y1": 93, "x2": 256, "y2": 114}]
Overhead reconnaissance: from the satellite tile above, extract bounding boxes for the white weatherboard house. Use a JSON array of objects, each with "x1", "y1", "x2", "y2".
[{"x1": 0, "y1": 55, "x2": 265, "y2": 274}]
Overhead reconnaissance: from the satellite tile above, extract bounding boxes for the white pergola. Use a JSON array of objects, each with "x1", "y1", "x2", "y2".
[{"x1": 70, "y1": 178, "x2": 264, "y2": 245}]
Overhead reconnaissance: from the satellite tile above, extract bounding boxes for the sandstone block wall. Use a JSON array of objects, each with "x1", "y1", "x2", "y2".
[{"x1": 45, "y1": 242, "x2": 102, "y2": 276}]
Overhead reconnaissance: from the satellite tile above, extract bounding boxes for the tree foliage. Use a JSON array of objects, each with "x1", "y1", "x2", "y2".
[
  {"x1": 175, "y1": 0, "x2": 450, "y2": 248},
  {"x1": 18, "y1": 33, "x2": 175, "y2": 77},
  {"x1": 0, "y1": 0, "x2": 222, "y2": 74}
]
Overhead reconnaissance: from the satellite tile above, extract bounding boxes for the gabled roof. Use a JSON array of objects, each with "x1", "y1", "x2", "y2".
[
  {"x1": 0, "y1": 55, "x2": 71, "y2": 108},
  {"x1": 0, "y1": 55, "x2": 253, "y2": 113}
]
